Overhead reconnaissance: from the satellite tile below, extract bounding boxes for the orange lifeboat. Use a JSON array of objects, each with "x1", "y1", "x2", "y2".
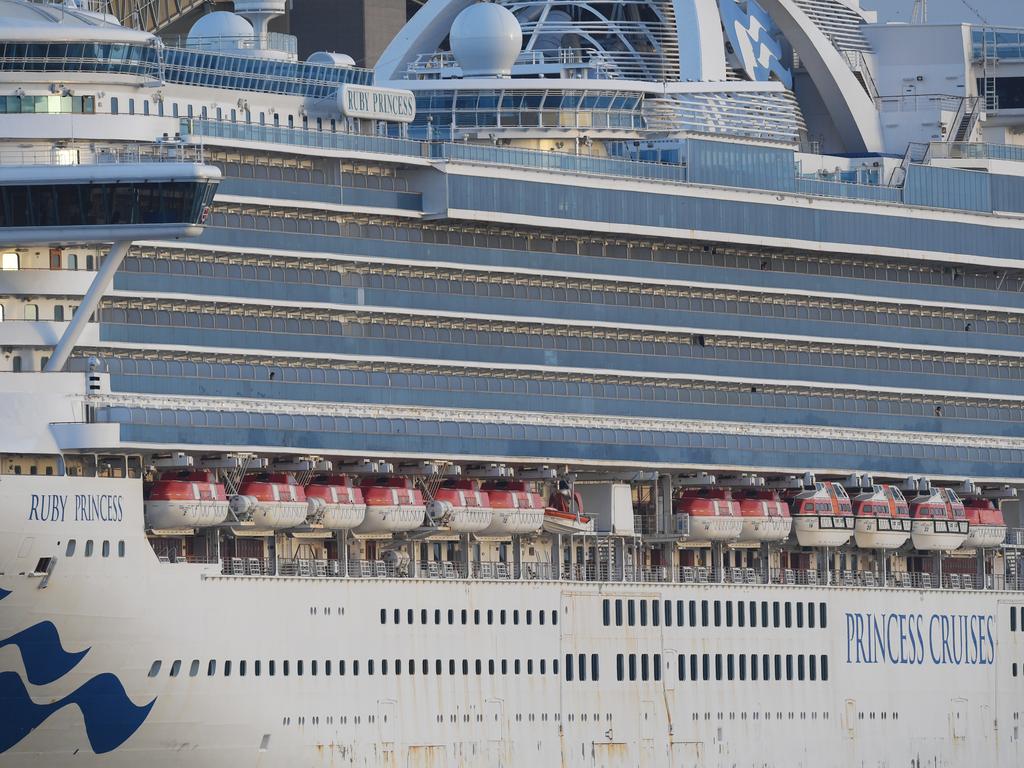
[
  {"x1": 479, "y1": 480, "x2": 546, "y2": 535},
  {"x1": 962, "y1": 498, "x2": 1007, "y2": 549},
  {"x1": 355, "y1": 476, "x2": 426, "y2": 534},
  {"x1": 544, "y1": 481, "x2": 593, "y2": 534},
  {"x1": 910, "y1": 488, "x2": 969, "y2": 551},
  {"x1": 305, "y1": 476, "x2": 367, "y2": 530},
  {"x1": 429, "y1": 479, "x2": 495, "y2": 533},
  {"x1": 231, "y1": 472, "x2": 309, "y2": 530},
  {"x1": 737, "y1": 489, "x2": 792, "y2": 542},
  {"x1": 675, "y1": 488, "x2": 743, "y2": 541},
  {"x1": 144, "y1": 470, "x2": 230, "y2": 529},
  {"x1": 853, "y1": 485, "x2": 911, "y2": 550},
  {"x1": 789, "y1": 482, "x2": 854, "y2": 548}
]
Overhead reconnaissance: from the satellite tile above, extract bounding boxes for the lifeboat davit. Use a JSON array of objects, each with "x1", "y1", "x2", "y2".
[
  {"x1": 479, "y1": 480, "x2": 546, "y2": 535},
  {"x1": 429, "y1": 480, "x2": 495, "y2": 533},
  {"x1": 962, "y1": 498, "x2": 1007, "y2": 549},
  {"x1": 790, "y1": 482, "x2": 855, "y2": 548},
  {"x1": 910, "y1": 488, "x2": 969, "y2": 551},
  {"x1": 144, "y1": 470, "x2": 230, "y2": 529},
  {"x1": 737, "y1": 489, "x2": 792, "y2": 543},
  {"x1": 304, "y1": 476, "x2": 367, "y2": 530},
  {"x1": 675, "y1": 488, "x2": 743, "y2": 541},
  {"x1": 544, "y1": 483, "x2": 594, "y2": 534},
  {"x1": 232, "y1": 473, "x2": 309, "y2": 530},
  {"x1": 853, "y1": 485, "x2": 911, "y2": 550},
  {"x1": 355, "y1": 477, "x2": 426, "y2": 534}
]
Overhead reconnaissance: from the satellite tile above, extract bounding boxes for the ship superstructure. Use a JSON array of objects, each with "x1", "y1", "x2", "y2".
[{"x1": 2, "y1": 0, "x2": 1024, "y2": 766}]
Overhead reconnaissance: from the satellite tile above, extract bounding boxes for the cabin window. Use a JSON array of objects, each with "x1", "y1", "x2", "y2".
[
  {"x1": 713, "y1": 601, "x2": 721, "y2": 627},
  {"x1": 513, "y1": 609, "x2": 520, "y2": 626},
  {"x1": 148, "y1": 661, "x2": 161, "y2": 677},
  {"x1": 462, "y1": 609, "x2": 469, "y2": 625},
  {"x1": 713, "y1": 654, "x2": 722, "y2": 681},
  {"x1": 651, "y1": 600, "x2": 660, "y2": 627},
  {"x1": 189, "y1": 660, "x2": 200, "y2": 677},
  {"x1": 128, "y1": 99, "x2": 135, "y2": 115},
  {"x1": 737, "y1": 601, "x2": 744, "y2": 627},
  {"x1": 602, "y1": 599, "x2": 610, "y2": 626},
  {"x1": 821, "y1": 655, "x2": 829, "y2": 681},
  {"x1": 798, "y1": 655, "x2": 805, "y2": 681},
  {"x1": 807, "y1": 602, "x2": 816, "y2": 629},
  {"x1": 565, "y1": 654, "x2": 573, "y2": 681},
  {"x1": 614, "y1": 599, "x2": 623, "y2": 626},
  {"x1": 110, "y1": 97, "x2": 118, "y2": 114},
  {"x1": 224, "y1": 660, "x2": 232, "y2": 677},
  {"x1": 552, "y1": 610, "x2": 558, "y2": 626},
  {"x1": 172, "y1": 103, "x2": 178, "y2": 118},
  {"x1": 773, "y1": 602, "x2": 781, "y2": 628},
  {"x1": 54, "y1": 305, "x2": 64, "y2": 322},
  {"x1": 84, "y1": 540, "x2": 93, "y2": 557},
  {"x1": 65, "y1": 540, "x2": 75, "y2": 557},
  {"x1": 663, "y1": 600, "x2": 672, "y2": 627},
  {"x1": 101, "y1": 541, "x2": 110, "y2": 558},
  {"x1": 257, "y1": 660, "x2": 264, "y2": 676},
  {"x1": 627, "y1": 600, "x2": 636, "y2": 626},
  {"x1": 727, "y1": 654, "x2": 735, "y2": 681},
  {"x1": 1013, "y1": 608, "x2": 1019, "y2": 633},
  {"x1": 762, "y1": 655, "x2": 770, "y2": 681},
  {"x1": 774, "y1": 654, "x2": 782, "y2": 681},
  {"x1": 809, "y1": 655, "x2": 817, "y2": 681},
  {"x1": 652, "y1": 654, "x2": 660, "y2": 682},
  {"x1": 701, "y1": 600, "x2": 709, "y2": 627},
  {"x1": 499, "y1": 609, "x2": 507, "y2": 625},
  {"x1": 639, "y1": 601, "x2": 648, "y2": 627},
  {"x1": 726, "y1": 601, "x2": 734, "y2": 627},
  {"x1": 819, "y1": 604, "x2": 828, "y2": 628},
  {"x1": 283, "y1": 660, "x2": 289, "y2": 676},
  {"x1": 207, "y1": 660, "x2": 217, "y2": 676},
  {"x1": 750, "y1": 654, "x2": 759, "y2": 681},
  {"x1": 677, "y1": 654, "x2": 686, "y2": 681},
  {"x1": 447, "y1": 609, "x2": 454, "y2": 625},
  {"x1": 577, "y1": 654, "x2": 586, "y2": 681},
  {"x1": 689, "y1": 600, "x2": 697, "y2": 626},
  {"x1": 24, "y1": 304, "x2": 39, "y2": 321},
  {"x1": 169, "y1": 660, "x2": 181, "y2": 677},
  {"x1": 785, "y1": 602, "x2": 793, "y2": 628}
]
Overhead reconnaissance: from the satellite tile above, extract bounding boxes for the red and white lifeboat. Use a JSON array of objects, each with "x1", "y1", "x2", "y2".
[
  {"x1": 675, "y1": 488, "x2": 743, "y2": 542},
  {"x1": 429, "y1": 480, "x2": 495, "y2": 533},
  {"x1": 910, "y1": 488, "x2": 969, "y2": 551},
  {"x1": 790, "y1": 482, "x2": 855, "y2": 548},
  {"x1": 737, "y1": 489, "x2": 792, "y2": 542},
  {"x1": 144, "y1": 470, "x2": 230, "y2": 529},
  {"x1": 853, "y1": 485, "x2": 911, "y2": 550},
  {"x1": 544, "y1": 482, "x2": 594, "y2": 534},
  {"x1": 355, "y1": 477, "x2": 426, "y2": 534},
  {"x1": 231, "y1": 473, "x2": 309, "y2": 530},
  {"x1": 304, "y1": 476, "x2": 367, "y2": 530},
  {"x1": 962, "y1": 498, "x2": 1006, "y2": 549},
  {"x1": 479, "y1": 480, "x2": 546, "y2": 535}
]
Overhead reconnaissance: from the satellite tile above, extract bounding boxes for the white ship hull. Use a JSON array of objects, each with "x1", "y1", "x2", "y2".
[
  {"x1": 1, "y1": 477, "x2": 1022, "y2": 768},
  {"x1": 478, "y1": 509, "x2": 545, "y2": 536},
  {"x1": 963, "y1": 525, "x2": 1007, "y2": 549},
  {"x1": 793, "y1": 516, "x2": 855, "y2": 548},
  {"x1": 355, "y1": 504, "x2": 425, "y2": 533},
  {"x1": 912, "y1": 520, "x2": 970, "y2": 551},
  {"x1": 143, "y1": 500, "x2": 230, "y2": 530},
  {"x1": 739, "y1": 516, "x2": 792, "y2": 543},
  {"x1": 853, "y1": 517, "x2": 912, "y2": 550},
  {"x1": 317, "y1": 502, "x2": 367, "y2": 530},
  {"x1": 686, "y1": 515, "x2": 744, "y2": 541}
]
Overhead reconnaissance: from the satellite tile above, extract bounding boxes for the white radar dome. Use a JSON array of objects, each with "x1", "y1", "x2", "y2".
[
  {"x1": 187, "y1": 11, "x2": 253, "y2": 51},
  {"x1": 449, "y1": 2, "x2": 522, "y2": 78}
]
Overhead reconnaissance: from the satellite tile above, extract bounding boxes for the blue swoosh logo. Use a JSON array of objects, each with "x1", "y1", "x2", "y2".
[
  {"x1": 0, "y1": 671, "x2": 155, "y2": 754},
  {"x1": 0, "y1": 622, "x2": 89, "y2": 686},
  {"x1": 0, "y1": 591, "x2": 156, "y2": 754}
]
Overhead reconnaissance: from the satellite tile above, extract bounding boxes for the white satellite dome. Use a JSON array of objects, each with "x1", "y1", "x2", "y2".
[
  {"x1": 187, "y1": 11, "x2": 254, "y2": 52},
  {"x1": 449, "y1": 2, "x2": 522, "y2": 78}
]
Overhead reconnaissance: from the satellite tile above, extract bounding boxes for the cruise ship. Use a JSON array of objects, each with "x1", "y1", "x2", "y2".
[{"x1": 2, "y1": 0, "x2": 1024, "y2": 765}]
